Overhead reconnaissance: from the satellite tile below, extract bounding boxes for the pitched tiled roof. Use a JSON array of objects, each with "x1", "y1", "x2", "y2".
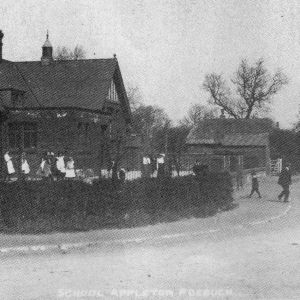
[
  {"x1": 0, "y1": 60, "x2": 28, "y2": 91},
  {"x1": 222, "y1": 133, "x2": 269, "y2": 146},
  {"x1": 186, "y1": 118, "x2": 272, "y2": 146},
  {"x1": 0, "y1": 58, "x2": 119, "y2": 111}
]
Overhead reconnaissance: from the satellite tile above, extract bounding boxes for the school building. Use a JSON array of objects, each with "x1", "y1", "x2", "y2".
[{"x1": 0, "y1": 31, "x2": 139, "y2": 178}]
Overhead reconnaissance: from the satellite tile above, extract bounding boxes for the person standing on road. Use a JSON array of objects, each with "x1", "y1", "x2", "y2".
[
  {"x1": 248, "y1": 171, "x2": 262, "y2": 198},
  {"x1": 278, "y1": 163, "x2": 292, "y2": 203}
]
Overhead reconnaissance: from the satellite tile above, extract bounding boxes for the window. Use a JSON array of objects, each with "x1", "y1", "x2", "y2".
[
  {"x1": 108, "y1": 123, "x2": 112, "y2": 139},
  {"x1": 11, "y1": 90, "x2": 25, "y2": 107},
  {"x1": 24, "y1": 123, "x2": 38, "y2": 148},
  {"x1": 8, "y1": 123, "x2": 21, "y2": 149},
  {"x1": 8, "y1": 122, "x2": 37, "y2": 149},
  {"x1": 108, "y1": 80, "x2": 120, "y2": 102},
  {"x1": 77, "y1": 122, "x2": 90, "y2": 144},
  {"x1": 244, "y1": 155, "x2": 260, "y2": 169},
  {"x1": 229, "y1": 155, "x2": 239, "y2": 172},
  {"x1": 101, "y1": 125, "x2": 108, "y2": 133}
]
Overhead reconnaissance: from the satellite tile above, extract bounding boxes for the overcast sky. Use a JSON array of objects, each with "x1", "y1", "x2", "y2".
[{"x1": 1, "y1": 0, "x2": 300, "y2": 128}]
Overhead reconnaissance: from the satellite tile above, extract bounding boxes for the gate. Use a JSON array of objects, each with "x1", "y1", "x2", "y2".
[{"x1": 270, "y1": 158, "x2": 282, "y2": 175}]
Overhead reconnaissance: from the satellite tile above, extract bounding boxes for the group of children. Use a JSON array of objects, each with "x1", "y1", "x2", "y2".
[{"x1": 4, "y1": 151, "x2": 76, "y2": 182}]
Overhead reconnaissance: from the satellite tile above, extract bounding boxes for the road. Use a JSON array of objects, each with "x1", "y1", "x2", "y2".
[{"x1": 1, "y1": 177, "x2": 300, "y2": 299}]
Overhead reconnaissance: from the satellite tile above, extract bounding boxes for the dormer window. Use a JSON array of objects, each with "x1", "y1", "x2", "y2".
[{"x1": 107, "y1": 80, "x2": 120, "y2": 103}]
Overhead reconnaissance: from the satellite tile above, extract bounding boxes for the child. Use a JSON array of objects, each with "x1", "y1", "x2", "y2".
[
  {"x1": 4, "y1": 151, "x2": 15, "y2": 182},
  {"x1": 118, "y1": 168, "x2": 126, "y2": 184},
  {"x1": 21, "y1": 152, "x2": 30, "y2": 180},
  {"x1": 48, "y1": 152, "x2": 57, "y2": 180},
  {"x1": 65, "y1": 157, "x2": 76, "y2": 179},
  {"x1": 157, "y1": 154, "x2": 165, "y2": 178},
  {"x1": 36, "y1": 152, "x2": 52, "y2": 179},
  {"x1": 56, "y1": 152, "x2": 66, "y2": 180},
  {"x1": 248, "y1": 171, "x2": 262, "y2": 198},
  {"x1": 192, "y1": 160, "x2": 202, "y2": 176}
]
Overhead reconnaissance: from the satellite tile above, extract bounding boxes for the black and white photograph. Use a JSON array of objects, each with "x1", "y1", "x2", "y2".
[{"x1": 0, "y1": 0, "x2": 300, "y2": 299}]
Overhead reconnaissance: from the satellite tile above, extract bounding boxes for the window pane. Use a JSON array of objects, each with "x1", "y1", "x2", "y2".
[
  {"x1": 8, "y1": 131, "x2": 21, "y2": 148},
  {"x1": 8, "y1": 123, "x2": 21, "y2": 148},
  {"x1": 24, "y1": 132, "x2": 30, "y2": 148},
  {"x1": 24, "y1": 123, "x2": 38, "y2": 148},
  {"x1": 8, "y1": 123, "x2": 18, "y2": 130},
  {"x1": 32, "y1": 132, "x2": 37, "y2": 147},
  {"x1": 8, "y1": 133, "x2": 15, "y2": 148},
  {"x1": 24, "y1": 123, "x2": 37, "y2": 131},
  {"x1": 8, "y1": 122, "x2": 37, "y2": 149}
]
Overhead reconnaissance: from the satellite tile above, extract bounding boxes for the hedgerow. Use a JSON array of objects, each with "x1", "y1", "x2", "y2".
[{"x1": 0, "y1": 172, "x2": 233, "y2": 233}]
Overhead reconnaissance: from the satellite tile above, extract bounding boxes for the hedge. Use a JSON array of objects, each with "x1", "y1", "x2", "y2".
[{"x1": 0, "y1": 172, "x2": 233, "y2": 233}]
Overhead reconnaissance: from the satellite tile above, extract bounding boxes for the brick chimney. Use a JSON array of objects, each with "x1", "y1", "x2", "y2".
[{"x1": 0, "y1": 30, "x2": 4, "y2": 63}]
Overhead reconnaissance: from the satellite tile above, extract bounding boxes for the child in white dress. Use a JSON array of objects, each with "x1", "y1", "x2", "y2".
[
  {"x1": 65, "y1": 157, "x2": 76, "y2": 179},
  {"x1": 56, "y1": 152, "x2": 66, "y2": 180},
  {"x1": 21, "y1": 152, "x2": 30, "y2": 180},
  {"x1": 4, "y1": 151, "x2": 15, "y2": 181}
]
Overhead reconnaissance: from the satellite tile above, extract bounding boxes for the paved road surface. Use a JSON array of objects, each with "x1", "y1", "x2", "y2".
[{"x1": 1, "y1": 177, "x2": 300, "y2": 299}]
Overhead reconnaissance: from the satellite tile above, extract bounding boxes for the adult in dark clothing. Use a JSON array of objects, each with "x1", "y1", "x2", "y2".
[
  {"x1": 48, "y1": 152, "x2": 58, "y2": 180},
  {"x1": 193, "y1": 161, "x2": 208, "y2": 178},
  {"x1": 249, "y1": 171, "x2": 261, "y2": 198},
  {"x1": 278, "y1": 164, "x2": 292, "y2": 202},
  {"x1": 157, "y1": 154, "x2": 165, "y2": 179},
  {"x1": 192, "y1": 160, "x2": 202, "y2": 176}
]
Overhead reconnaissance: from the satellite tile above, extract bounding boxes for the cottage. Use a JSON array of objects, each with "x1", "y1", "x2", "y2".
[
  {"x1": 185, "y1": 117, "x2": 273, "y2": 174},
  {"x1": 0, "y1": 31, "x2": 134, "y2": 178}
]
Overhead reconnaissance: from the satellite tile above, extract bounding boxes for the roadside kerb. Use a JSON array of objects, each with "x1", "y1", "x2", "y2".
[{"x1": 0, "y1": 202, "x2": 292, "y2": 256}]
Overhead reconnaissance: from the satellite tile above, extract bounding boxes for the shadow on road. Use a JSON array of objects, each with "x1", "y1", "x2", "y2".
[
  {"x1": 267, "y1": 199, "x2": 284, "y2": 203},
  {"x1": 220, "y1": 202, "x2": 239, "y2": 211}
]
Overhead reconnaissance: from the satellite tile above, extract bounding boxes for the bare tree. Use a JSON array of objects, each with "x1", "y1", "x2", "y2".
[
  {"x1": 54, "y1": 45, "x2": 86, "y2": 61},
  {"x1": 72, "y1": 45, "x2": 86, "y2": 60},
  {"x1": 181, "y1": 104, "x2": 218, "y2": 127},
  {"x1": 126, "y1": 85, "x2": 143, "y2": 112},
  {"x1": 132, "y1": 104, "x2": 170, "y2": 154},
  {"x1": 54, "y1": 46, "x2": 71, "y2": 60},
  {"x1": 203, "y1": 58, "x2": 288, "y2": 119}
]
